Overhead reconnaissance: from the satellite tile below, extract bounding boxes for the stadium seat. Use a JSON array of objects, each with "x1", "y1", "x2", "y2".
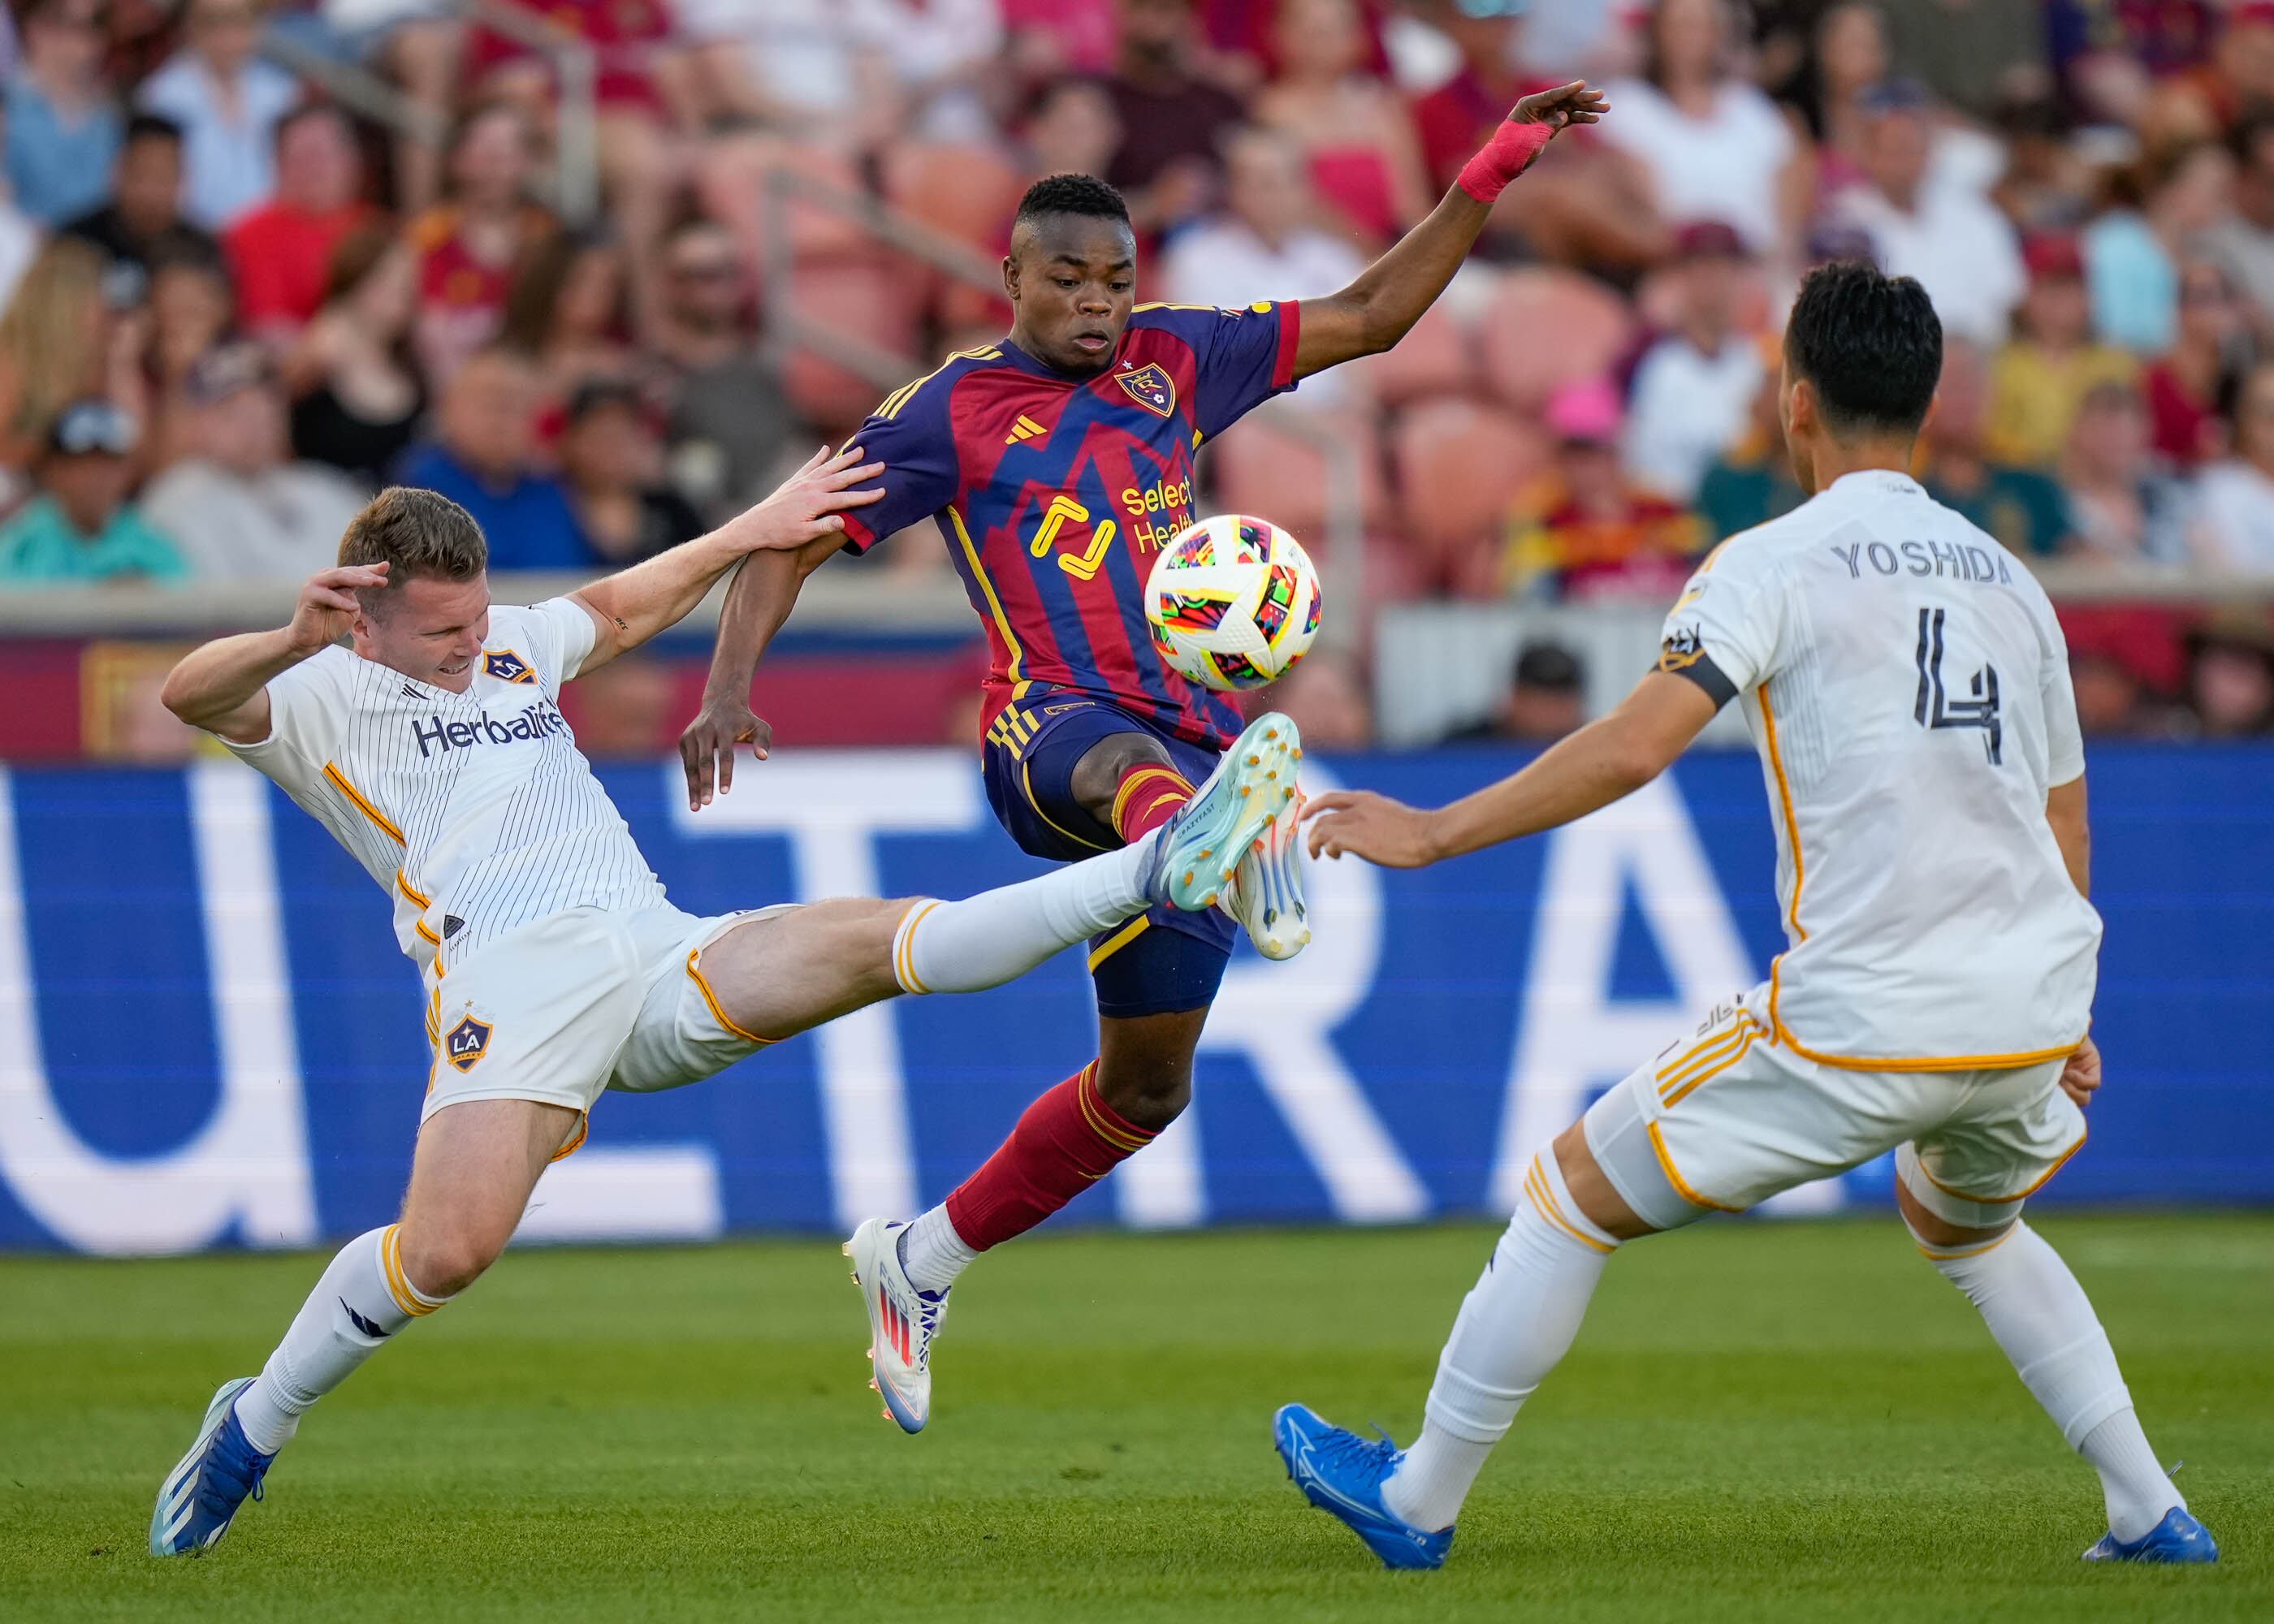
[
  {"x1": 882, "y1": 143, "x2": 1023, "y2": 256},
  {"x1": 698, "y1": 135, "x2": 873, "y2": 269},
  {"x1": 1480, "y1": 268, "x2": 1635, "y2": 413},
  {"x1": 1347, "y1": 300, "x2": 1475, "y2": 408},
  {"x1": 1206, "y1": 405, "x2": 1388, "y2": 542},
  {"x1": 779, "y1": 254, "x2": 923, "y2": 432},
  {"x1": 1390, "y1": 397, "x2": 1549, "y2": 563}
]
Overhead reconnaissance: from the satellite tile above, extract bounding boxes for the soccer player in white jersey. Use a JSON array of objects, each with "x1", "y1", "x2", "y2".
[
  {"x1": 1272, "y1": 262, "x2": 2219, "y2": 1570},
  {"x1": 144, "y1": 460, "x2": 1302, "y2": 1557}
]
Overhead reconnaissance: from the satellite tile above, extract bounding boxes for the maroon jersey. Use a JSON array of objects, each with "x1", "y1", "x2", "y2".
[{"x1": 839, "y1": 301, "x2": 1303, "y2": 749}]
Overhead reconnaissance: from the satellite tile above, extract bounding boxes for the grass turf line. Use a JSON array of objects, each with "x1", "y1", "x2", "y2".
[{"x1": 2, "y1": 1214, "x2": 2265, "y2": 1622}]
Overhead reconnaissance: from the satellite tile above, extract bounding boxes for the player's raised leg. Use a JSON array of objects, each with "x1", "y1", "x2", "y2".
[
  {"x1": 1893, "y1": 1125, "x2": 2215, "y2": 1563},
  {"x1": 152, "y1": 1099, "x2": 575, "y2": 1556}
]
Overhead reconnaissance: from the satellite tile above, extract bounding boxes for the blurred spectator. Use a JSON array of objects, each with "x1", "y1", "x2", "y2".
[
  {"x1": 1696, "y1": 351, "x2": 1806, "y2": 540},
  {"x1": 1018, "y1": 77, "x2": 1123, "y2": 182},
  {"x1": 138, "y1": 239, "x2": 238, "y2": 473},
  {"x1": 0, "y1": 116, "x2": 41, "y2": 317},
  {"x1": 2085, "y1": 140, "x2": 2233, "y2": 356},
  {"x1": 500, "y1": 228, "x2": 635, "y2": 425},
  {"x1": 2185, "y1": 608, "x2": 2274, "y2": 734},
  {"x1": 1919, "y1": 338, "x2": 2073, "y2": 556},
  {"x1": 648, "y1": 217, "x2": 796, "y2": 524},
  {"x1": 409, "y1": 102, "x2": 556, "y2": 391},
  {"x1": 2190, "y1": 358, "x2": 2274, "y2": 571},
  {"x1": 2202, "y1": 110, "x2": 2274, "y2": 335},
  {"x1": 0, "y1": 400, "x2": 182, "y2": 582},
  {"x1": 1879, "y1": 0, "x2": 2050, "y2": 123},
  {"x1": 1501, "y1": 379, "x2": 1705, "y2": 601},
  {"x1": 1624, "y1": 221, "x2": 1762, "y2": 503},
  {"x1": 2056, "y1": 382, "x2": 2191, "y2": 567},
  {"x1": 1105, "y1": 0, "x2": 1250, "y2": 235},
  {"x1": 224, "y1": 103, "x2": 374, "y2": 342},
  {"x1": 269, "y1": 2, "x2": 461, "y2": 216},
  {"x1": 62, "y1": 114, "x2": 220, "y2": 304},
  {"x1": 1986, "y1": 235, "x2": 2138, "y2": 468},
  {"x1": 1446, "y1": 641, "x2": 1588, "y2": 744},
  {"x1": 396, "y1": 345, "x2": 586, "y2": 569},
  {"x1": 1252, "y1": 0, "x2": 1429, "y2": 249},
  {"x1": 1411, "y1": 1, "x2": 1666, "y2": 268},
  {"x1": 1781, "y1": 2, "x2": 1890, "y2": 191},
  {"x1": 0, "y1": 237, "x2": 144, "y2": 491},
  {"x1": 2143, "y1": 259, "x2": 2248, "y2": 470},
  {"x1": 283, "y1": 223, "x2": 425, "y2": 490},
  {"x1": 2181, "y1": 2, "x2": 2274, "y2": 136},
  {"x1": 1160, "y1": 126, "x2": 1366, "y2": 309},
  {"x1": 2047, "y1": 0, "x2": 2216, "y2": 133},
  {"x1": 1987, "y1": 93, "x2": 2094, "y2": 238},
  {"x1": 1003, "y1": 0, "x2": 1118, "y2": 81},
  {"x1": 683, "y1": 0, "x2": 1001, "y2": 149},
  {"x1": 1265, "y1": 647, "x2": 1375, "y2": 748},
  {"x1": 141, "y1": 340, "x2": 365, "y2": 579},
  {"x1": 1830, "y1": 80, "x2": 2025, "y2": 347},
  {"x1": 6, "y1": 0, "x2": 123, "y2": 226},
  {"x1": 559, "y1": 379, "x2": 703, "y2": 564},
  {"x1": 2067, "y1": 645, "x2": 2156, "y2": 737},
  {"x1": 1601, "y1": 0, "x2": 1805, "y2": 258},
  {"x1": 138, "y1": 0, "x2": 303, "y2": 232}
]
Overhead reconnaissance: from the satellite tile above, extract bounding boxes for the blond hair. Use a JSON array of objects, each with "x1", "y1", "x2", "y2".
[{"x1": 0, "y1": 238, "x2": 107, "y2": 445}]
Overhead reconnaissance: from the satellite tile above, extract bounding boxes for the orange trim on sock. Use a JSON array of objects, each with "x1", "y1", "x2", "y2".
[
  {"x1": 1524, "y1": 1157, "x2": 1614, "y2": 1255},
  {"x1": 379, "y1": 1224, "x2": 442, "y2": 1317},
  {"x1": 1074, "y1": 1061, "x2": 1154, "y2": 1155},
  {"x1": 1110, "y1": 766, "x2": 1195, "y2": 841},
  {"x1": 893, "y1": 900, "x2": 943, "y2": 995}
]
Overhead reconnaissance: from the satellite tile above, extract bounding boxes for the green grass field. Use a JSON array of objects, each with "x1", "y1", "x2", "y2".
[{"x1": 2, "y1": 1214, "x2": 2265, "y2": 1623}]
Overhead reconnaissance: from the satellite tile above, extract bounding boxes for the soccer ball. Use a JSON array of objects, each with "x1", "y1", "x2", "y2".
[{"x1": 1143, "y1": 514, "x2": 1322, "y2": 693}]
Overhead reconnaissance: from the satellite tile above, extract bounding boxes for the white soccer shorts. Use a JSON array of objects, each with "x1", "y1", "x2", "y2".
[
  {"x1": 1583, "y1": 983, "x2": 2088, "y2": 1233},
  {"x1": 417, "y1": 901, "x2": 798, "y2": 1144}
]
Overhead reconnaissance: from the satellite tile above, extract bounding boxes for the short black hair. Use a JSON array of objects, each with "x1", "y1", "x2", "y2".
[
  {"x1": 124, "y1": 113, "x2": 185, "y2": 150},
  {"x1": 1014, "y1": 173, "x2": 1131, "y2": 231},
  {"x1": 2232, "y1": 106, "x2": 2274, "y2": 169},
  {"x1": 1783, "y1": 259, "x2": 1943, "y2": 437}
]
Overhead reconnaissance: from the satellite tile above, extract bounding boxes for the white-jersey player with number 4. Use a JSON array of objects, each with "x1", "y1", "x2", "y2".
[
  {"x1": 144, "y1": 461, "x2": 1299, "y2": 1557},
  {"x1": 1273, "y1": 261, "x2": 2218, "y2": 1571}
]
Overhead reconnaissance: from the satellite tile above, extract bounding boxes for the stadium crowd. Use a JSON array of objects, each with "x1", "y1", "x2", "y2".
[{"x1": 0, "y1": 0, "x2": 2268, "y2": 745}]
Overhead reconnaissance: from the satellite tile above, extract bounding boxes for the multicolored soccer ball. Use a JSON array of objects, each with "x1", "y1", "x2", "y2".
[{"x1": 1143, "y1": 514, "x2": 1323, "y2": 693}]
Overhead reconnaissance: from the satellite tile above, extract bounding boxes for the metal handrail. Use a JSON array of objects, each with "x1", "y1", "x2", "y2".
[{"x1": 259, "y1": 2, "x2": 601, "y2": 224}]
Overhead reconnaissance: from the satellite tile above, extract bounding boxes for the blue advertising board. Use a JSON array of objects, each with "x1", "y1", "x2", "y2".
[{"x1": 1, "y1": 745, "x2": 2268, "y2": 1254}]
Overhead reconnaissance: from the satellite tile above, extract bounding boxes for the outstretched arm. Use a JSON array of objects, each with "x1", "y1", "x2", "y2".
[
  {"x1": 570, "y1": 446, "x2": 882, "y2": 675},
  {"x1": 1290, "y1": 80, "x2": 1606, "y2": 381},
  {"x1": 1303, "y1": 671, "x2": 1716, "y2": 866},
  {"x1": 676, "y1": 533, "x2": 846, "y2": 809}
]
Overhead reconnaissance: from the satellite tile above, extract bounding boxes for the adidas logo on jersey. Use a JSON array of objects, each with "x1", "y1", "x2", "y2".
[{"x1": 410, "y1": 701, "x2": 569, "y2": 758}]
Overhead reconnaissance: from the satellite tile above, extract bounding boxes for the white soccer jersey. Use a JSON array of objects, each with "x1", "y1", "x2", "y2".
[
  {"x1": 1658, "y1": 469, "x2": 2101, "y2": 1069},
  {"x1": 223, "y1": 598, "x2": 665, "y2": 974}
]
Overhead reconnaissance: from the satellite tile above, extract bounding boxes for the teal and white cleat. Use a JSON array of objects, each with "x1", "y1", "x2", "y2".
[
  {"x1": 844, "y1": 1217, "x2": 949, "y2": 1434},
  {"x1": 150, "y1": 1376, "x2": 274, "y2": 1557},
  {"x1": 1219, "y1": 778, "x2": 1309, "y2": 960},
  {"x1": 2082, "y1": 1506, "x2": 2220, "y2": 1563},
  {"x1": 1149, "y1": 712, "x2": 1303, "y2": 915}
]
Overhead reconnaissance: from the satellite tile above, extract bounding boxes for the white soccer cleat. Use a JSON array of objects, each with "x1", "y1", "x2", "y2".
[
  {"x1": 1218, "y1": 778, "x2": 1309, "y2": 960},
  {"x1": 842, "y1": 1217, "x2": 948, "y2": 1434}
]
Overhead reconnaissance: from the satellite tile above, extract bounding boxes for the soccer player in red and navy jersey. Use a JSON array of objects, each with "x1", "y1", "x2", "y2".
[{"x1": 681, "y1": 81, "x2": 1606, "y2": 1432}]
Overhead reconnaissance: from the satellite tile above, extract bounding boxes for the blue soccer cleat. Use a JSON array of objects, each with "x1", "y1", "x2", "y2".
[
  {"x1": 2082, "y1": 1506, "x2": 2220, "y2": 1564},
  {"x1": 1147, "y1": 712, "x2": 1302, "y2": 915},
  {"x1": 149, "y1": 1376, "x2": 275, "y2": 1557},
  {"x1": 1273, "y1": 1402, "x2": 1452, "y2": 1571}
]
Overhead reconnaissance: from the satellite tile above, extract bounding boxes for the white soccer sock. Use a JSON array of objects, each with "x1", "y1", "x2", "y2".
[
  {"x1": 1925, "y1": 1220, "x2": 2181, "y2": 1542},
  {"x1": 1382, "y1": 1152, "x2": 1619, "y2": 1532},
  {"x1": 891, "y1": 831, "x2": 1158, "y2": 996},
  {"x1": 231, "y1": 1224, "x2": 451, "y2": 1454},
  {"x1": 897, "y1": 1206, "x2": 979, "y2": 1295}
]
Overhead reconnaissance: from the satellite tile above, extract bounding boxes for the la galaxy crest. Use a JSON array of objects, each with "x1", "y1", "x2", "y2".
[
  {"x1": 1116, "y1": 362, "x2": 1175, "y2": 419},
  {"x1": 482, "y1": 649, "x2": 535, "y2": 685},
  {"x1": 444, "y1": 1014, "x2": 494, "y2": 1073}
]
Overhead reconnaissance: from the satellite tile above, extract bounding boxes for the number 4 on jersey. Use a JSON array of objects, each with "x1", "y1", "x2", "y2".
[{"x1": 1913, "y1": 607, "x2": 2002, "y2": 765}]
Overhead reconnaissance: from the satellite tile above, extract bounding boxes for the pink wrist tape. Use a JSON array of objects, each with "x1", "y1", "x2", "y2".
[{"x1": 1456, "y1": 119, "x2": 1554, "y2": 204}]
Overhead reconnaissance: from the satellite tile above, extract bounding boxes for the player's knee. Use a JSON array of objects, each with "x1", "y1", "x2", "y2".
[
  {"x1": 1069, "y1": 732, "x2": 1175, "y2": 821},
  {"x1": 1894, "y1": 1173, "x2": 2013, "y2": 1256},
  {"x1": 396, "y1": 1219, "x2": 508, "y2": 1299},
  {"x1": 1551, "y1": 1121, "x2": 1657, "y2": 1242},
  {"x1": 1094, "y1": 1050, "x2": 1192, "y2": 1132}
]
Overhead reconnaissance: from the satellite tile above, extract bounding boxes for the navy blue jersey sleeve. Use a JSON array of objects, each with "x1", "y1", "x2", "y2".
[
  {"x1": 837, "y1": 374, "x2": 962, "y2": 555},
  {"x1": 1137, "y1": 301, "x2": 1303, "y2": 439}
]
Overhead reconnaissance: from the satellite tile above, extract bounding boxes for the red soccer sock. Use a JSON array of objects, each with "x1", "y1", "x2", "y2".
[
  {"x1": 943, "y1": 1061, "x2": 1156, "y2": 1250},
  {"x1": 1112, "y1": 764, "x2": 1195, "y2": 844}
]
